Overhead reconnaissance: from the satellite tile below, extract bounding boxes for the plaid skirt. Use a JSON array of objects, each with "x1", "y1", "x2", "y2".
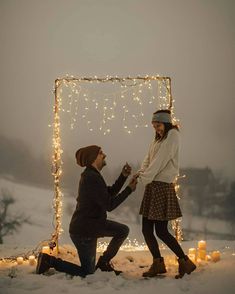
[{"x1": 139, "y1": 181, "x2": 182, "y2": 221}]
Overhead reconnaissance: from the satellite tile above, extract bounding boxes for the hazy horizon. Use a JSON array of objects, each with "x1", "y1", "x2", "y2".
[{"x1": 1, "y1": 0, "x2": 235, "y2": 181}]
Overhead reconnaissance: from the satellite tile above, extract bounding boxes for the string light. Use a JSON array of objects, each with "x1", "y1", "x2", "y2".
[
  {"x1": 171, "y1": 174, "x2": 185, "y2": 242},
  {"x1": 58, "y1": 76, "x2": 176, "y2": 135},
  {"x1": 0, "y1": 239, "x2": 223, "y2": 269},
  {"x1": 49, "y1": 75, "x2": 179, "y2": 251},
  {"x1": 50, "y1": 79, "x2": 64, "y2": 253}
]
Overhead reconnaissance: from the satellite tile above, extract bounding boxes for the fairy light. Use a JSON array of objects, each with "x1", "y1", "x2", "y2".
[
  {"x1": 70, "y1": 85, "x2": 81, "y2": 129},
  {"x1": 147, "y1": 81, "x2": 156, "y2": 105},
  {"x1": 171, "y1": 174, "x2": 184, "y2": 242},
  {"x1": 50, "y1": 79, "x2": 64, "y2": 253},
  {"x1": 110, "y1": 94, "x2": 117, "y2": 120},
  {"x1": 122, "y1": 105, "x2": 132, "y2": 134},
  {"x1": 58, "y1": 76, "x2": 172, "y2": 135},
  {"x1": 49, "y1": 75, "x2": 177, "y2": 250},
  {"x1": 97, "y1": 239, "x2": 149, "y2": 252},
  {"x1": 96, "y1": 239, "x2": 168, "y2": 253},
  {"x1": 82, "y1": 93, "x2": 89, "y2": 119},
  {"x1": 48, "y1": 75, "x2": 182, "y2": 249},
  {"x1": 100, "y1": 97, "x2": 109, "y2": 134},
  {"x1": 0, "y1": 240, "x2": 223, "y2": 268},
  {"x1": 1, "y1": 74, "x2": 185, "y2": 261}
]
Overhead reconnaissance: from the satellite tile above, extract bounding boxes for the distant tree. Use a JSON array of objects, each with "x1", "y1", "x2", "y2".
[{"x1": 0, "y1": 188, "x2": 31, "y2": 244}]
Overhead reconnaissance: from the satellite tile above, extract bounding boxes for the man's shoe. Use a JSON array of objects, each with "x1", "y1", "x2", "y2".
[
  {"x1": 96, "y1": 256, "x2": 122, "y2": 276},
  {"x1": 36, "y1": 253, "x2": 53, "y2": 274}
]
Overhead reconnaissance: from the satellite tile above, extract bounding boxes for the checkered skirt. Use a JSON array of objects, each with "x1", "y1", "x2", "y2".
[{"x1": 139, "y1": 181, "x2": 182, "y2": 221}]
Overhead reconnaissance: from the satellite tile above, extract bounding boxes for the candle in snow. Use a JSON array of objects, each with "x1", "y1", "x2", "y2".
[
  {"x1": 188, "y1": 248, "x2": 196, "y2": 261},
  {"x1": 41, "y1": 246, "x2": 50, "y2": 254},
  {"x1": 211, "y1": 251, "x2": 220, "y2": 262},
  {"x1": 197, "y1": 249, "x2": 206, "y2": 260},
  {"x1": 188, "y1": 248, "x2": 196, "y2": 255},
  {"x1": 188, "y1": 254, "x2": 196, "y2": 262},
  {"x1": 198, "y1": 240, "x2": 206, "y2": 250},
  {"x1": 28, "y1": 255, "x2": 36, "y2": 265},
  {"x1": 17, "y1": 257, "x2": 24, "y2": 265}
]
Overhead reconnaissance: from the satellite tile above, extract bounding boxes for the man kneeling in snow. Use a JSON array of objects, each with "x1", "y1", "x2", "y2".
[{"x1": 36, "y1": 145, "x2": 138, "y2": 277}]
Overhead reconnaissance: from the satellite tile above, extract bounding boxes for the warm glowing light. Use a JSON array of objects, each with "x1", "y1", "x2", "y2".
[
  {"x1": 198, "y1": 240, "x2": 206, "y2": 250},
  {"x1": 49, "y1": 75, "x2": 179, "y2": 249},
  {"x1": 28, "y1": 255, "x2": 36, "y2": 265},
  {"x1": 211, "y1": 251, "x2": 221, "y2": 262},
  {"x1": 16, "y1": 257, "x2": 24, "y2": 265}
]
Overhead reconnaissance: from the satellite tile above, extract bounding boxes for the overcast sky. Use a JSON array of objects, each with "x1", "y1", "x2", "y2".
[{"x1": 0, "y1": 0, "x2": 235, "y2": 180}]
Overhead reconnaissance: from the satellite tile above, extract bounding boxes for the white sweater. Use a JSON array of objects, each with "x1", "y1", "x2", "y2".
[{"x1": 138, "y1": 129, "x2": 180, "y2": 186}]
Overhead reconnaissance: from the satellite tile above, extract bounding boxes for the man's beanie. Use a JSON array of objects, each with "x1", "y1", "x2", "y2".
[{"x1": 75, "y1": 145, "x2": 101, "y2": 167}]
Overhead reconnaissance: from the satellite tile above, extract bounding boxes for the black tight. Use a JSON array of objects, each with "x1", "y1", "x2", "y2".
[{"x1": 142, "y1": 217, "x2": 185, "y2": 259}]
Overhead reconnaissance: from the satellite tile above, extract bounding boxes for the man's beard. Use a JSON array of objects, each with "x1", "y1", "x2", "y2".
[{"x1": 99, "y1": 159, "x2": 106, "y2": 171}]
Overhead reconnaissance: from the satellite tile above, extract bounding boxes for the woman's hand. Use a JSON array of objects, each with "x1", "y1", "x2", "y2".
[
  {"x1": 133, "y1": 172, "x2": 141, "y2": 179},
  {"x1": 128, "y1": 176, "x2": 138, "y2": 191}
]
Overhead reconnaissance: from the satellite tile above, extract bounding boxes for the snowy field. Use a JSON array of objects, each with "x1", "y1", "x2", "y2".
[
  {"x1": 1, "y1": 179, "x2": 235, "y2": 294},
  {"x1": 0, "y1": 240, "x2": 235, "y2": 294}
]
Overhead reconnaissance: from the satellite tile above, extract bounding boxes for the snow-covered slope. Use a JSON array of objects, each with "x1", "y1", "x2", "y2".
[
  {"x1": 0, "y1": 178, "x2": 145, "y2": 246},
  {"x1": 1, "y1": 179, "x2": 235, "y2": 294}
]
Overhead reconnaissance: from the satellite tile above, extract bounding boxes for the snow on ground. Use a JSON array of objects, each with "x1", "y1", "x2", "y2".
[
  {"x1": 1, "y1": 179, "x2": 235, "y2": 293},
  {"x1": 0, "y1": 240, "x2": 235, "y2": 294}
]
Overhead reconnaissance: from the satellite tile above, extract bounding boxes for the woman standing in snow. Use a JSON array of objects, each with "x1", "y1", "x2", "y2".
[{"x1": 137, "y1": 109, "x2": 196, "y2": 279}]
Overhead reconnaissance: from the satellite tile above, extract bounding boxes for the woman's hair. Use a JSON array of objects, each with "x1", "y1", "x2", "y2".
[{"x1": 154, "y1": 109, "x2": 179, "y2": 142}]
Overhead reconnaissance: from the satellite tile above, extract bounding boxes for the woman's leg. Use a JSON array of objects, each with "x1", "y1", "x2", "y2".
[
  {"x1": 154, "y1": 220, "x2": 185, "y2": 258},
  {"x1": 142, "y1": 217, "x2": 161, "y2": 258}
]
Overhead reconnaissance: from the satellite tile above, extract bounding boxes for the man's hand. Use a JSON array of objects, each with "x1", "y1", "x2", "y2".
[
  {"x1": 122, "y1": 162, "x2": 132, "y2": 177},
  {"x1": 133, "y1": 172, "x2": 140, "y2": 179},
  {"x1": 128, "y1": 176, "x2": 138, "y2": 192}
]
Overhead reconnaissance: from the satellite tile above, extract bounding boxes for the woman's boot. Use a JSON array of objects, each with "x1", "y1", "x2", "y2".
[
  {"x1": 143, "y1": 257, "x2": 167, "y2": 277},
  {"x1": 175, "y1": 255, "x2": 196, "y2": 279}
]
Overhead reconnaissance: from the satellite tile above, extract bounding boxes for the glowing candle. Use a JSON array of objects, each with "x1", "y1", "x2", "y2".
[
  {"x1": 198, "y1": 249, "x2": 206, "y2": 260},
  {"x1": 197, "y1": 258, "x2": 202, "y2": 264},
  {"x1": 188, "y1": 248, "x2": 196, "y2": 255},
  {"x1": 211, "y1": 251, "x2": 220, "y2": 262},
  {"x1": 28, "y1": 255, "x2": 36, "y2": 266},
  {"x1": 41, "y1": 246, "x2": 50, "y2": 254},
  {"x1": 17, "y1": 257, "x2": 24, "y2": 265},
  {"x1": 188, "y1": 253, "x2": 196, "y2": 262},
  {"x1": 198, "y1": 240, "x2": 206, "y2": 250},
  {"x1": 205, "y1": 255, "x2": 211, "y2": 261}
]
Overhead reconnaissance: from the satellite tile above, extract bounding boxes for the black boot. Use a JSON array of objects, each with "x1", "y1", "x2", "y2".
[
  {"x1": 36, "y1": 253, "x2": 56, "y2": 274},
  {"x1": 95, "y1": 256, "x2": 122, "y2": 275}
]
